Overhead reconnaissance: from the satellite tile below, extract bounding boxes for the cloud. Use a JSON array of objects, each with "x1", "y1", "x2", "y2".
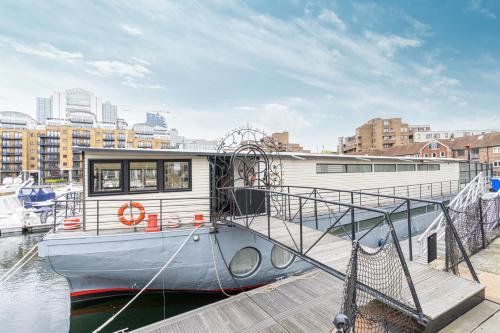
[
  {"x1": 87, "y1": 60, "x2": 150, "y2": 78},
  {"x1": 365, "y1": 32, "x2": 421, "y2": 57},
  {"x1": 0, "y1": 36, "x2": 83, "y2": 62},
  {"x1": 469, "y1": 0, "x2": 496, "y2": 19},
  {"x1": 122, "y1": 77, "x2": 166, "y2": 90},
  {"x1": 318, "y1": 9, "x2": 346, "y2": 30},
  {"x1": 233, "y1": 102, "x2": 311, "y2": 130},
  {"x1": 121, "y1": 24, "x2": 143, "y2": 35}
]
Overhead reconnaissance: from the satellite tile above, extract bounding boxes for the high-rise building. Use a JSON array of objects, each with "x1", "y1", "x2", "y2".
[
  {"x1": 36, "y1": 97, "x2": 53, "y2": 124},
  {"x1": 146, "y1": 112, "x2": 167, "y2": 128},
  {"x1": 102, "y1": 101, "x2": 118, "y2": 124},
  {"x1": 0, "y1": 110, "x2": 170, "y2": 184}
]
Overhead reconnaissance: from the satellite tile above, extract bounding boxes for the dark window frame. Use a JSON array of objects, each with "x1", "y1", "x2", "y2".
[
  {"x1": 89, "y1": 160, "x2": 125, "y2": 195},
  {"x1": 128, "y1": 160, "x2": 160, "y2": 194},
  {"x1": 88, "y1": 159, "x2": 192, "y2": 196},
  {"x1": 163, "y1": 159, "x2": 192, "y2": 192}
]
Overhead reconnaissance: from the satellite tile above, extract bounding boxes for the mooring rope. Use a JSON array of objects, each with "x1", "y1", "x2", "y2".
[
  {"x1": 208, "y1": 232, "x2": 232, "y2": 297},
  {"x1": 0, "y1": 228, "x2": 53, "y2": 284},
  {"x1": 93, "y1": 226, "x2": 201, "y2": 333}
]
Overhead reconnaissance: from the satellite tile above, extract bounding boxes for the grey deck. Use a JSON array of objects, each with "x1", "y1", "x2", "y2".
[
  {"x1": 233, "y1": 216, "x2": 485, "y2": 325},
  {"x1": 132, "y1": 270, "x2": 344, "y2": 333}
]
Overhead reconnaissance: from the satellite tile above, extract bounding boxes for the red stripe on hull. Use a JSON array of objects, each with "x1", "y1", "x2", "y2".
[{"x1": 70, "y1": 285, "x2": 264, "y2": 298}]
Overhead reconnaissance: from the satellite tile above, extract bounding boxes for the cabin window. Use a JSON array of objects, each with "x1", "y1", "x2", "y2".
[
  {"x1": 417, "y1": 164, "x2": 428, "y2": 171},
  {"x1": 316, "y1": 164, "x2": 346, "y2": 173},
  {"x1": 164, "y1": 161, "x2": 191, "y2": 190},
  {"x1": 129, "y1": 161, "x2": 158, "y2": 192},
  {"x1": 346, "y1": 164, "x2": 372, "y2": 173},
  {"x1": 374, "y1": 164, "x2": 396, "y2": 172},
  {"x1": 229, "y1": 247, "x2": 261, "y2": 278},
  {"x1": 92, "y1": 162, "x2": 123, "y2": 193},
  {"x1": 428, "y1": 164, "x2": 440, "y2": 171},
  {"x1": 397, "y1": 164, "x2": 416, "y2": 172},
  {"x1": 271, "y1": 245, "x2": 295, "y2": 269}
]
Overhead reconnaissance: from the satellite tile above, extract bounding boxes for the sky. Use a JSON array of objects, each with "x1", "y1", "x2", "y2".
[{"x1": 0, "y1": 0, "x2": 499, "y2": 151}]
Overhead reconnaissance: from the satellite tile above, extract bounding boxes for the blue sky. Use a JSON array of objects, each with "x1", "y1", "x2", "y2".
[{"x1": 0, "y1": 0, "x2": 499, "y2": 151}]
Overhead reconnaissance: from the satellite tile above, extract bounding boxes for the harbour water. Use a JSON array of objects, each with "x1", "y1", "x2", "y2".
[{"x1": 0, "y1": 233, "x2": 225, "y2": 333}]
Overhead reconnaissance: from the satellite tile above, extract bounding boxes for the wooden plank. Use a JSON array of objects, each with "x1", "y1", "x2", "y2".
[
  {"x1": 439, "y1": 301, "x2": 500, "y2": 333},
  {"x1": 472, "y1": 308, "x2": 500, "y2": 332}
]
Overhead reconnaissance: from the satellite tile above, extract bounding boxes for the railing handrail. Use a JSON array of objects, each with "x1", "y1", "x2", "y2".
[
  {"x1": 418, "y1": 172, "x2": 486, "y2": 244},
  {"x1": 222, "y1": 185, "x2": 425, "y2": 321}
]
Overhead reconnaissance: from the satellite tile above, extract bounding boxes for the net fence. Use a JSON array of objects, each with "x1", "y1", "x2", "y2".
[
  {"x1": 338, "y1": 230, "x2": 417, "y2": 333},
  {"x1": 445, "y1": 193, "x2": 500, "y2": 275}
]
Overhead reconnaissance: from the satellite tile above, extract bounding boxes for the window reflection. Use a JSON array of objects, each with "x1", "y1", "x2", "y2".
[
  {"x1": 130, "y1": 161, "x2": 157, "y2": 191},
  {"x1": 164, "y1": 161, "x2": 190, "y2": 189},
  {"x1": 93, "y1": 162, "x2": 122, "y2": 192}
]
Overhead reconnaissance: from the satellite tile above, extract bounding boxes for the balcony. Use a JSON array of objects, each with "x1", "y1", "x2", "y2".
[
  {"x1": 2, "y1": 143, "x2": 22, "y2": 148},
  {"x1": 2, "y1": 166, "x2": 22, "y2": 172},
  {"x1": 39, "y1": 150, "x2": 59, "y2": 155},
  {"x1": 103, "y1": 137, "x2": 115, "y2": 141},
  {"x1": 1, "y1": 137, "x2": 22, "y2": 141},
  {"x1": 72, "y1": 133, "x2": 91, "y2": 139},
  {"x1": 39, "y1": 141, "x2": 60, "y2": 147},
  {"x1": 2, "y1": 160, "x2": 22, "y2": 164},
  {"x1": 2, "y1": 151, "x2": 22, "y2": 156}
]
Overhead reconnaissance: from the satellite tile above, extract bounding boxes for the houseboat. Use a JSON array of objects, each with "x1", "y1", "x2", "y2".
[{"x1": 38, "y1": 132, "x2": 470, "y2": 305}]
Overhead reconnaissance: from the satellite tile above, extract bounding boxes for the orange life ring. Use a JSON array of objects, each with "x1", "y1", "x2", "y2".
[{"x1": 118, "y1": 202, "x2": 146, "y2": 226}]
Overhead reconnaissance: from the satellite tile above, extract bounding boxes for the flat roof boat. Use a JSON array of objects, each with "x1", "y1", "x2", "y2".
[{"x1": 37, "y1": 129, "x2": 479, "y2": 305}]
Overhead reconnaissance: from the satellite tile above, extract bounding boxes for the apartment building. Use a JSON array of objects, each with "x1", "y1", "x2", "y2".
[
  {"x1": 339, "y1": 118, "x2": 412, "y2": 154},
  {"x1": 271, "y1": 132, "x2": 310, "y2": 153},
  {"x1": 0, "y1": 111, "x2": 170, "y2": 183},
  {"x1": 449, "y1": 132, "x2": 500, "y2": 176},
  {"x1": 412, "y1": 129, "x2": 500, "y2": 142}
]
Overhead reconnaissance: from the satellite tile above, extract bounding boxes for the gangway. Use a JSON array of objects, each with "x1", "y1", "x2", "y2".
[{"x1": 219, "y1": 185, "x2": 486, "y2": 332}]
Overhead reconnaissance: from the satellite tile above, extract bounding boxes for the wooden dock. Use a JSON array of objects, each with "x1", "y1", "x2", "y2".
[
  {"x1": 132, "y1": 269, "x2": 345, "y2": 333},
  {"x1": 236, "y1": 216, "x2": 484, "y2": 326},
  {"x1": 132, "y1": 216, "x2": 485, "y2": 332}
]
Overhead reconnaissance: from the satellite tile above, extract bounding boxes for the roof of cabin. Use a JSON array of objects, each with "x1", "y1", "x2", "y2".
[{"x1": 78, "y1": 147, "x2": 464, "y2": 163}]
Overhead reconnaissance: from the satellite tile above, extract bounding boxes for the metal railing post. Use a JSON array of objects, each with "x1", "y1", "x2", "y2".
[
  {"x1": 419, "y1": 184, "x2": 422, "y2": 198},
  {"x1": 299, "y1": 196, "x2": 303, "y2": 254},
  {"x1": 407, "y1": 200, "x2": 413, "y2": 261},
  {"x1": 267, "y1": 191, "x2": 271, "y2": 238},
  {"x1": 83, "y1": 196, "x2": 86, "y2": 231},
  {"x1": 96, "y1": 201, "x2": 100, "y2": 236},
  {"x1": 160, "y1": 199, "x2": 163, "y2": 231},
  {"x1": 440, "y1": 203, "x2": 480, "y2": 282},
  {"x1": 53, "y1": 201, "x2": 57, "y2": 232},
  {"x1": 287, "y1": 186, "x2": 291, "y2": 221},
  {"x1": 384, "y1": 212, "x2": 424, "y2": 321},
  {"x1": 351, "y1": 192, "x2": 356, "y2": 240},
  {"x1": 479, "y1": 198, "x2": 486, "y2": 249},
  {"x1": 314, "y1": 189, "x2": 318, "y2": 230},
  {"x1": 441, "y1": 182, "x2": 443, "y2": 197},
  {"x1": 131, "y1": 200, "x2": 137, "y2": 232}
]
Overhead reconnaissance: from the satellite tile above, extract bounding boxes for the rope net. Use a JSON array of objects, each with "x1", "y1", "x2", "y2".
[
  {"x1": 339, "y1": 232, "x2": 417, "y2": 333},
  {"x1": 445, "y1": 194, "x2": 500, "y2": 275}
]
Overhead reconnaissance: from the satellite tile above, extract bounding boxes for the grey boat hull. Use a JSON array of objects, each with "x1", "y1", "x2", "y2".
[{"x1": 38, "y1": 225, "x2": 312, "y2": 304}]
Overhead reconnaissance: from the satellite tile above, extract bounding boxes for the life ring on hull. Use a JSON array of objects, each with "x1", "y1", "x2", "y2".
[{"x1": 118, "y1": 202, "x2": 146, "y2": 226}]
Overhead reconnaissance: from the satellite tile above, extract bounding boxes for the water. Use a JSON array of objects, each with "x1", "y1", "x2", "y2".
[{"x1": 0, "y1": 233, "x2": 225, "y2": 333}]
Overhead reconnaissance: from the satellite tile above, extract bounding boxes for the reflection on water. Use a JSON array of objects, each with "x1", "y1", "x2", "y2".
[{"x1": 0, "y1": 233, "x2": 225, "y2": 333}]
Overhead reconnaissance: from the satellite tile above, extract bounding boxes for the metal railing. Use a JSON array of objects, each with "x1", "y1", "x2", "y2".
[
  {"x1": 219, "y1": 185, "x2": 426, "y2": 323},
  {"x1": 418, "y1": 172, "x2": 489, "y2": 260},
  {"x1": 223, "y1": 183, "x2": 480, "y2": 282},
  {"x1": 52, "y1": 196, "x2": 211, "y2": 235}
]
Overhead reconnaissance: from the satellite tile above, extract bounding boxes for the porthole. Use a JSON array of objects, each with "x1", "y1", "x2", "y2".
[
  {"x1": 229, "y1": 247, "x2": 261, "y2": 278},
  {"x1": 271, "y1": 245, "x2": 295, "y2": 269}
]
